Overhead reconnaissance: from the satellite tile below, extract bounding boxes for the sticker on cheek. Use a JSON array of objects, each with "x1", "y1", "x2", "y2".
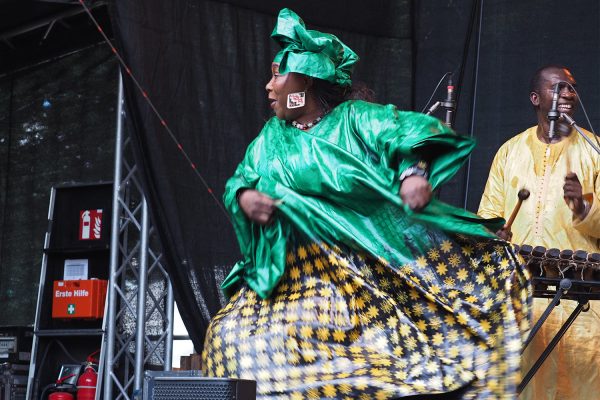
[{"x1": 287, "y1": 92, "x2": 305, "y2": 109}]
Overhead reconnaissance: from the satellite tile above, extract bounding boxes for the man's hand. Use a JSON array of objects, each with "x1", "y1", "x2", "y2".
[
  {"x1": 238, "y1": 189, "x2": 278, "y2": 225},
  {"x1": 400, "y1": 175, "x2": 432, "y2": 211},
  {"x1": 496, "y1": 226, "x2": 513, "y2": 241},
  {"x1": 563, "y1": 172, "x2": 587, "y2": 218}
]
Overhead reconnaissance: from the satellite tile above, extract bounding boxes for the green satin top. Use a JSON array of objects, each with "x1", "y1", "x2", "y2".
[{"x1": 222, "y1": 100, "x2": 503, "y2": 299}]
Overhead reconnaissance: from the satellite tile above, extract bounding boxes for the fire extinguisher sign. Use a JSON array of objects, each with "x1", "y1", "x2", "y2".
[{"x1": 79, "y1": 209, "x2": 103, "y2": 240}]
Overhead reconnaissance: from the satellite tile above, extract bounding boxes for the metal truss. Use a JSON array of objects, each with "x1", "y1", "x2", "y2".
[
  {"x1": 103, "y1": 74, "x2": 174, "y2": 400},
  {"x1": 0, "y1": 2, "x2": 106, "y2": 49}
]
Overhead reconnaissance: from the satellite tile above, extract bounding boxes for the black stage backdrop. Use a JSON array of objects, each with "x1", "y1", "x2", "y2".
[
  {"x1": 109, "y1": 0, "x2": 600, "y2": 350},
  {"x1": 414, "y1": 0, "x2": 600, "y2": 210},
  {"x1": 0, "y1": 45, "x2": 117, "y2": 325},
  {"x1": 110, "y1": 0, "x2": 412, "y2": 349}
]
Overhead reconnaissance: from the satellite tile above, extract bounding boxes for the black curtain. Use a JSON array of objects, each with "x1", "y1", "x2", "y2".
[
  {"x1": 109, "y1": 0, "x2": 412, "y2": 349},
  {"x1": 0, "y1": 45, "x2": 117, "y2": 325},
  {"x1": 414, "y1": 0, "x2": 600, "y2": 210},
  {"x1": 109, "y1": 0, "x2": 600, "y2": 350}
]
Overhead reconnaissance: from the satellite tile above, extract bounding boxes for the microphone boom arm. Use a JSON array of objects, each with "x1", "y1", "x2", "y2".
[
  {"x1": 562, "y1": 113, "x2": 600, "y2": 155},
  {"x1": 425, "y1": 101, "x2": 441, "y2": 116}
]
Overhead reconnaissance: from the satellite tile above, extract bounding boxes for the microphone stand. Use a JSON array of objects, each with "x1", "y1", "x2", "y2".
[
  {"x1": 423, "y1": 91, "x2": 455, "y2": 200},
  {"x1": 547, "y1": 84, "x2": 560, "y2": 139},
  {"x1": 440, "y1": 98, "x2": 456, "y2": 128},
  {"x1": 561, "y1": 113, "x2": 600, "y2": 155},
  {"x1": 425, "y1": 101, "x2": 441, "y2": 116},
  {"x1": 424, "y1": 75, "x2": 456, "y2": 128},
  {"x1": 424, "y1": 99, "x2": 456, "y2": 128}
]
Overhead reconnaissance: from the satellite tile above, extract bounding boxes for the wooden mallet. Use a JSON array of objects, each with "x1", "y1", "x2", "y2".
[
  {"x1": 504, "y1": 188, "x2": 531, "y2": 230},
  {"x1": 564, "y1": 151, "x2": 577, "y2": 212}
]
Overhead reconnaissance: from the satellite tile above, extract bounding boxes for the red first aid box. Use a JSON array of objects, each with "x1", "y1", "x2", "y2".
[{"x1": 52, "y1": 279, "x2": 108, "y2": 319}]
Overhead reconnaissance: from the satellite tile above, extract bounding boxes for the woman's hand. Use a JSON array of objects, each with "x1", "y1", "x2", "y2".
[
  {"x1": 238, "y1": 189, "x2": 278, "y2": 225},
  {"x1": 400, "y1": 176, "x2": 432, "y2": 211}
]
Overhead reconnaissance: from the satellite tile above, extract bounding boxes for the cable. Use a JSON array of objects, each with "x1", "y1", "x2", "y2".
[
  {"x1": 33, "y1": 339, "x2": 54, "y2": 399},
  {"x1": 461, "y1": 0, "x2": 484, "y2": 210},
  {"x1": 39, "y1": 382, "x2": 56, "y2": 400},
  {"x1": 420, "y1": 71, "x2": 452, "y2": 113},
  {"x1": 562, "y1": 81, "x2": 600, "y2": 151},
  {"x1": 454, "y1": 0, "x2": 481, "y2": 125},
  {"x1": 77, "y1": 0, "x2": 232, "y2": 225},
  {"x1": 54, "y1": 338, "x2": 80, "y2": 364},
  {"x1": 33, "y1": 338, "x2": 81, "y2": 399}
]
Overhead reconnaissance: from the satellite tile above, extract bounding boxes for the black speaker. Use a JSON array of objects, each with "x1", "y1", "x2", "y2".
[
  {"x1": 0, "y1": 371, "x2": 27, "y2": 400},
  {"x1": 143, "y1": 370, "x2": 256, "y2": 400}
]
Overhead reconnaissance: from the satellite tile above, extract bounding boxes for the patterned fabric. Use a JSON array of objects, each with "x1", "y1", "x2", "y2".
[{"x1": 202, "y1": 231, "x2": 531, "y2": 399}]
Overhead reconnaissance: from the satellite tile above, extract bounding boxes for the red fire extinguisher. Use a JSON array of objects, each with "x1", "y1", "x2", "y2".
[
  {"x1": 48, "y1": 391, "x2": 74, "y2": 400},
  {"x1": 76, "y1": 350, "x2": 100, "y2": 400},
  {"x1": 47, "y1": 374, "x2": 77, "y2": 400}
]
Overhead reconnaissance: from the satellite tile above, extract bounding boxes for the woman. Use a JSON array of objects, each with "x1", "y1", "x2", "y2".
[{"x1": 202, "y1": 8, "x2": 530, "y2": 399}]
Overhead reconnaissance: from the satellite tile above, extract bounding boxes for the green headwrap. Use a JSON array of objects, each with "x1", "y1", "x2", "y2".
[{"x1": 271, "y1": 8, "x2": 359, "y2": 87}]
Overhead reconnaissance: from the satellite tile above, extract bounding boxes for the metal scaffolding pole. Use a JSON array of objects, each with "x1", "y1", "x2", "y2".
[
  {"x1": 104, "y1": 68, "x2": 124, "y2": 400},
  {"x1": 103, "y1": 72, "x2": 174, "y2": 400},
  {"x1": 133, "y1": 200, "x2": 149, "y2": 393},
  {"x1": 165, "y1": 281, "x2": 174, "y2": 371}
]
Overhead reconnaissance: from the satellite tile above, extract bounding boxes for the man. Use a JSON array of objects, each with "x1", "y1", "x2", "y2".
[{"x1": 479, "y1": 65, "x2": 600, "y2": 399}]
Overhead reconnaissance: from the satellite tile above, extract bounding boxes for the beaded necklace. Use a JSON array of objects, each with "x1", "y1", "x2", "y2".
[{"x1": 291, "y1": 115, "x2": 324, "y2": 130}]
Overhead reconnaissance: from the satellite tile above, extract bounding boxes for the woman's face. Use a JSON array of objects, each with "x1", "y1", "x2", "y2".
[{"x1": 265, "y1": 63, "x2": 307, "y2": 121}]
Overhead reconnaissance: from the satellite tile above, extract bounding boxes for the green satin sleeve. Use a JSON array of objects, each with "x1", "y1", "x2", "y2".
[
  {"x1": 221, "y1": 133, "x2": 275, "y2": 299},
  {"x1": 348, "y1": 104, "x2": 474, "y2": 189}
]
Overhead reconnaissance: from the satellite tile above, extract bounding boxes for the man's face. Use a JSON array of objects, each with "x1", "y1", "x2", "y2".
[{"x1": 532, "y1": 68, "x2": 578, "y2": 123}]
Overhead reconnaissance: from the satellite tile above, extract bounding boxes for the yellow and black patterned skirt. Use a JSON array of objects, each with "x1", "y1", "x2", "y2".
[{"x1": 202, "y1": 232, "x2": 530, "y2": 399}]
